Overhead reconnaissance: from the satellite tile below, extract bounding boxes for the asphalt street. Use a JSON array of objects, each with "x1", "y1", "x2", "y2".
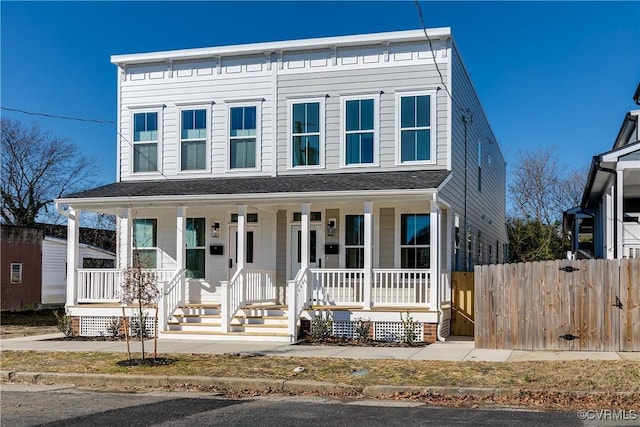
[{"x1": 0, "y1": 384, "x2": 596, "y2": 427}]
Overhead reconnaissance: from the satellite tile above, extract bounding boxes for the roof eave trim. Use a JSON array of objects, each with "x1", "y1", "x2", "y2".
[
  {"x1": 111, "y1": 28, "x2": 452, "y2": 66},
  {"x1": 56, "y1": 188, "x2": 440, "y2": 207}
]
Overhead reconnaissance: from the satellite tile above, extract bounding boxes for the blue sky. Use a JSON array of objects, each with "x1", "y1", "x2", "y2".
[{"x1": 2, "y1": 1, "x2": 639, "y2": 190}]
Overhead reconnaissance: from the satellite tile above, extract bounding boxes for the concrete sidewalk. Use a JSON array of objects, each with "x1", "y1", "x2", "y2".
[{"x1": 2, "y1": 333, "x2": 638, "y2": 361}]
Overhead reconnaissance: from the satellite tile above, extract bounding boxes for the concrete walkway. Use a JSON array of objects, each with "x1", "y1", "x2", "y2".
[{"x1": 2, "y1": 333, "x2": 638, "y2": 361}]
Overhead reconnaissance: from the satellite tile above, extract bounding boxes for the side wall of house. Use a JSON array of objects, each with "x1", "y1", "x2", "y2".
[
  {"x1": 1, "y1": 227, "x2": 43, "y2": 310},
  {"x1": 439, "y1": 42, "x2": 508, "y2": 270}
]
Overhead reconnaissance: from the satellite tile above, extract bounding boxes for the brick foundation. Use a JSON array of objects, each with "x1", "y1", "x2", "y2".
[
  {"x1": 423, "y1": 322, "x2": 437, "y2": 343},
  {"x1": 71, "y1": 317, "x2": 80, "y2": 336}
]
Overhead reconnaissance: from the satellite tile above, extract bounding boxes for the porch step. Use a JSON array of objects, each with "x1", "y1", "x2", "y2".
[{"x1": 159, "y1": 330, "x2": 291, "y2": 342}]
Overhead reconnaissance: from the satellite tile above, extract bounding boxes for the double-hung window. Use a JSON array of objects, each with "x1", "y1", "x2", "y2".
[
  {"x1": 10, "y1": 263, "x2": 22, "y2": 284},
  {"x1": 290, "y1": 100, "x2": 323, "y2": 167},
  {"x1": 397, "y1": 92, "x2": 434, "y2": 163},
  {"x1": 229, "y1": 105, "x2": 257, "y2": 169},
  {"x1": 186, "y1": 218, "x2": 205, "y2": 278},
  {"x1": 181, "y1": 109, "x2": 207, "y2": 171},
  {"x1": 133, "y1": 219, "x2": 157, "y2": 268},
  {"x1": 343, "y1": 96, "x2": 377, "y2": 166},
  {"x1": 400, "y1": 214, "x2": 430, "y2": 268},
  {"x1": 133, "y1": 112, "x2": 159, "y2": 173},
  {"x1": 345, "y1": 215, "x2": 364, "y2": 268}
]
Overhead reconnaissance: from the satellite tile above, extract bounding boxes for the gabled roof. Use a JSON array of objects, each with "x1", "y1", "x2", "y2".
[
  {"x1": 58, "y1": 170, "x2": 451, "y2": 205},
  {"x1": 582, "y1": 140, "x2": 640, "y2": 209}
]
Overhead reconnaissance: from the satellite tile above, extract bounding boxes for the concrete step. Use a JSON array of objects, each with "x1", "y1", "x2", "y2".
[{"x1": 159, "y1": 330, "x2": 291, "y2": 342}]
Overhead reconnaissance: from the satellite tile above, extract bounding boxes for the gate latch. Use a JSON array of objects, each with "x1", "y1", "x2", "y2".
[
  {"x1": 559, "y1": 334, "x2": 580, "y2": 341},
  {"x1": 613, "y1": 296, "x2": 623, "y2": 310},
  {"x1": 559, "y1": 266, "x2": 580, "y2": 273}
]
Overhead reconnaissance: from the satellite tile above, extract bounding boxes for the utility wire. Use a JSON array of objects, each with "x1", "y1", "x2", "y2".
[
  {"x1": 1, "y1": 106, "x2": 115, "y2": 124},
  {"x1": 413, "y1": 0, "x2": 473, "y2": 121}
]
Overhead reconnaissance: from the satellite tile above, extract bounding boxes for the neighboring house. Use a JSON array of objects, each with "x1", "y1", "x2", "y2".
[
  {"x1": 1, "y1": 225, "x2": 116, "y2": 310},
  {"x1": 566, "y1": 92, "x2": 640, "y2": 259},
  {"x1": 55, "y1": 28, "x2": 507, "y2": 341}
]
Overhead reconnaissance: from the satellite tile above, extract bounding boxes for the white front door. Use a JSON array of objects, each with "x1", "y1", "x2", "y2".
[
  {"x1": 228, "y1": 225, "x2": 259, "y2": 279},
  {"x1": 291, "y1": 225, "x2": 324, "y2": 278}
]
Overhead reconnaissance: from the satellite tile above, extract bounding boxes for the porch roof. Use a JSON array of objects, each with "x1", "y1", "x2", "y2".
[{"x1": 59, "y1": 170, "x2": 451, "y2": 204}]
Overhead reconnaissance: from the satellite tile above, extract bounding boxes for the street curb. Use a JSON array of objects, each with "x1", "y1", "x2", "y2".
[{"x1": 2, "y1": 371, "x2": 637, "y2": 400}]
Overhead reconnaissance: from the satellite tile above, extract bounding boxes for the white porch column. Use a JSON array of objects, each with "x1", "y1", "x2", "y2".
[
  {"x1": 429, "y1": 198, "x2": 441, "y2": 309},
  {"x1": 66, "y1": 207, "x2": 80, "y2": 307},
  {"x1": 176, "y1": 206, "x2": 187, "y2": 302},
  {"x1": 300, "y1": 203, "x2": 310, "y2": 271},
  {"x1": 605, "y1": 188, "x2": 614, "y2": 259},
  {"x1": 363, "y1": 202, "x2": 373, "y2": 310},
  {"x1": 237, "y1": 205, "x2": 247, "y2": 272},
  {"x1": 118, "y1": 208, "x2": 131, "y2": 269},
  {"x1": 616, "y1": 169, "x2": 624, "y2": 258}
]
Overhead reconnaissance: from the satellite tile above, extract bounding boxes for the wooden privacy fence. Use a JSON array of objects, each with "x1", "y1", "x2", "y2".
[
  {"x1": 451, "y1": 272, "x2": 474, "y2": 336},
  {"x1": 474, "y1": 258, "x2": 640, "y2": 351}
]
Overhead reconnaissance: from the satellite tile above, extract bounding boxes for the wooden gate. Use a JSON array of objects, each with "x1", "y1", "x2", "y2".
[
  {"x1": 451, "y1": 272, "x2": 474, "y2": 336},
  {"x1": 474, "y1": 259, "x2": 640, "y2": 351}
]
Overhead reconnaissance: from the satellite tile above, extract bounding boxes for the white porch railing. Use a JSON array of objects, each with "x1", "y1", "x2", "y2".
[
  {"x1": 220, "y1": 268, "x2": 276, "y2": 332},
  {"x1": 372, "y1": 269, "x2": 431, "y2": 305},
  {"x1": 76, "y1": 269, "x2": 175, "y2": 303},
  {"x1": 301, "y1": 268, "x2": 431, "y2": 308},
  {"x1": 157, "y1": 268, "x2": 186, "y2": 331},
  {"x1": 287, "y1": 268, "x2": 310, "y2": 342},
  {"x1": 309, "y1": 269, "x2": 365, "y2": 306}
]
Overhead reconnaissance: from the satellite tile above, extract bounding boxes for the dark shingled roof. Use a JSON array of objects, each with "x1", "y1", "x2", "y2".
[{"x1": 64, "y1": 170, "x2": 451, "y2": 199}]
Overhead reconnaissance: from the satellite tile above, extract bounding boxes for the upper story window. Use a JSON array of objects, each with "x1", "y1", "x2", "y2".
[
  {"x1": 397, "y1": 92, "x2": 435, "y2": 164},
  {"x1": 342, "y1": 95, "x2": 379, "y2": 166},
  {"x1": 133, "y1": 112, "x2": 158, "y2": 173},
  {"x1": 181, "y1": 109, "x2": 207, "y2": 171},
  {"x1": 291, "y1": 101, "x2": 322, "y2": 167},
  {"x1": 229, "y1": 105, "x2": 257, "y2": 169}
]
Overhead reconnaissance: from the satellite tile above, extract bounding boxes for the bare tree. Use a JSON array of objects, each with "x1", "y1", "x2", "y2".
[
  {"x1": 508, "y1": 147, "x2": 587, "y2": 261},
  {"x1": 1, "y1": 119, "x2": 98, "y2": 226}
]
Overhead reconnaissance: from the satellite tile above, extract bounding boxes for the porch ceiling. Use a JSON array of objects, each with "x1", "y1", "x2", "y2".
[{"x1": 57, "y1": 170, "x2": 451, "y2": 207}]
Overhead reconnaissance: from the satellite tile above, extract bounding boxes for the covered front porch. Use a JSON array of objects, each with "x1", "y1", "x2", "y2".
[{"x1": 56, "y1": 172, "x2": 453, "y2": 342}]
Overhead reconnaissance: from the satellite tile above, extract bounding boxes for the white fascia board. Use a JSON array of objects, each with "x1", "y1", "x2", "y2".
[
  {"x1": 57, "y1": 189, "x2": 438, "y2": 208},
  {"x1": 111, "y1": 28, "x2": 451, "y2": 66},
  {"x1": 601, "y1": 140, "x2": 640, "y2": 162}
]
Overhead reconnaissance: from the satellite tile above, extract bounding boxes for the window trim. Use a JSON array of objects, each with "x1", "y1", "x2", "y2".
[
  {"x1": 287, "y1": 97, "x2": 325, "y2": 170},
  {"x1": 344, "y1": 214, "x2": 365, "y2": 269},
  {"x1": 10, "y1": 263, "x2": 22, "y2": 284},
  {"x1": 129, "y1": 107, "x2": 163, "y2": 175},
  {"x1": 226, "y1": 102, "x2": 261, "y2": 172},
  {"x1": 395, "y1": 89, "x2": 437, "y2": 165},
  {"x1": 185, "y1": 217, "x2": 206, "y2": 279},
  {"x1": 340, "y1": 93, "x2": 380, "y2": 168},
  {"x1": 398, "y1": 213, "x2": 431, "y2": 269},
  {"x1": 178, "y1": 106, "x2": 211, "y2": 173},
  {"x1": 132, "y1": 218, "x2": 158, "y2": 269}
]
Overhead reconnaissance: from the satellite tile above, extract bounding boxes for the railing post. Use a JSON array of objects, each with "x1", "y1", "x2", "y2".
[
  {"x1": 287, "y1": 279, "x2": 298, "y2": 343},
  {"x1": 430, "y1": 199, "x2": 440, "y2": 308},
  {"x1": 363, "y1": 202, "x2": 373, "y2": 310},
  {"x1": 221, "y1": 280, "x2": 229, "y2": 332}
]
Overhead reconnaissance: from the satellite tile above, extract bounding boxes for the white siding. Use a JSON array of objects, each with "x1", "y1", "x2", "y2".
[{"x1": 438, "y1": 42, "x2": 508, "y2": 268}]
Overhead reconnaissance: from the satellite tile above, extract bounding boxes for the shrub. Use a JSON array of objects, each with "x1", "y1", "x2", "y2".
[
  {"x1": 354, "y1": 318, "x2": 372, "y2": 341},
  {"x1": 399, "y1": 311, "x2": 419, "y2": 344},
  {"x1": 107, "y1": 316, "x2": 123, "y2": 339},
  {"x1": 54, "y1": 310, "x2": 75, "y2": 338},
  {"x1": 309, "y1": 313, "x2": 333, "y2": 341}
]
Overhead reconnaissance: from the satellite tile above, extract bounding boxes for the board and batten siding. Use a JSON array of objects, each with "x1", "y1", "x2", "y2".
[
  {"x1": 438, "y1": 42, "x2": 508, "y2": 268},
  {"x1": 118, "y1": 58, "x2": 274, "y2": 181},
  {"x1": 276, "y1": 64, "x2": 449, "y2": 174}
]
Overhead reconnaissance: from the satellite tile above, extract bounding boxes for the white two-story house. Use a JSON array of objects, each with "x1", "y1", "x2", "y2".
[{"x1": 56, "y1": 28, "x2": 507, "y2": 342}]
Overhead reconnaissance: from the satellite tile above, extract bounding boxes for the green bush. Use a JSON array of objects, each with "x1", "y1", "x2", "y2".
[{"x1": 54, "y1": 310, "x2": 75, "y2": 338}]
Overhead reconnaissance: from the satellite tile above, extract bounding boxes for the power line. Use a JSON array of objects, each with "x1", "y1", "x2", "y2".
[
  {"x1": 413, "y1": 0, "x2": 473, "y2": 121},
  {"x1": 0, "y1": 106, "x2": 115, "y2": 124}
]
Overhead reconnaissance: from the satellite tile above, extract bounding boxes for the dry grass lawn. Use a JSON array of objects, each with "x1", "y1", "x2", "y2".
[{"x1": 2, "y1": 350, "x2": 639, "y2": 394}]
